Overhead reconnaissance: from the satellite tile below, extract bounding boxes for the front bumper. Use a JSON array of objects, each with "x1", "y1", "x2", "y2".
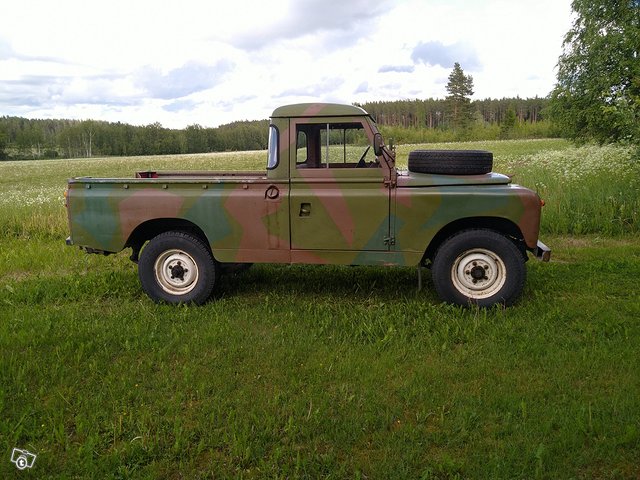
[{"x1": 534, "y1": 240, "x2": 551, "y2": 262}]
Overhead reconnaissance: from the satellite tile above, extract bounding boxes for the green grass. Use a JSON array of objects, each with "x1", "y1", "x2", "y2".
[{"x1": 1, "y1": 140, "x2": 639, "y2": 478}]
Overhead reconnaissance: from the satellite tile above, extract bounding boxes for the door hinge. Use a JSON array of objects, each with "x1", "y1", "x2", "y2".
[
  {"x1": 384, "y1": 236, "x2": 396, "y2": 246},
  {"x1": 383, "y1": 179, "x2": 396, "y2": 188}
]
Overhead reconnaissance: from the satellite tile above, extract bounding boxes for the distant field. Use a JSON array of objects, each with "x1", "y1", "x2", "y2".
[
  {"x1": 1, "y1": 139, "x2": 639, "y2": 478},
  {"x1": 1, "y1": 138, "x2": 638, "y2": 239}
]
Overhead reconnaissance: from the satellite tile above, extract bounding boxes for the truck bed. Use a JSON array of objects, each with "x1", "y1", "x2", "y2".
[
  {"x1": 68, "y1": 170, "x2": 269, "y2": 185},
  {"x1": 134, "y1": 170, "x2": 266, "y2": 179}
]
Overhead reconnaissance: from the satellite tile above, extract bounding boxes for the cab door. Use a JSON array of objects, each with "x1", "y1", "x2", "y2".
[{"x1": 289, "y1": 119, "x2": 391, "y2": 261}]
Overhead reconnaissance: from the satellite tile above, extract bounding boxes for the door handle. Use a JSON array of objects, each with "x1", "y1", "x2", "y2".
[{"x1": 299, "y1": 203, "x2": 311, "y2": 217}]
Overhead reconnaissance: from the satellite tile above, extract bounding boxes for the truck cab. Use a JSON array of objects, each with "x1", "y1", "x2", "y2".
[{"x1": 269, "y1": 104, "x2": 395, "y2": 262}]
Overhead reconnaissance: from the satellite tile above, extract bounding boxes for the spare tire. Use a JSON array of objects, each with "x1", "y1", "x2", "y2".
[{"x1": 408, "y1": 150, "x2": 493, "y2": 175}]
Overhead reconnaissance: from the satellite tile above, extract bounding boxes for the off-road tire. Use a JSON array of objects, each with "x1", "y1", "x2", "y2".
[
  {"x1": 138, "y1": 231, "x2": 217, "y2": 304},
  {"x1": 431, "y1": 229, "x2": 525, "y2": 307},
  {"x1": 408, "y1": 150, "x2": 493, "y2": 175}
]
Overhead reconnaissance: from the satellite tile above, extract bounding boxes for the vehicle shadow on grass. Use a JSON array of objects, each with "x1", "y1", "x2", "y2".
[{"x1": 217, "y1": 264, "x2": 438, "y2": 303}]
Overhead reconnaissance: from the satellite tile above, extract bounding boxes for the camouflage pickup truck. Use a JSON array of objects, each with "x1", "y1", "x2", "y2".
[{"x1": 65, "y1": 103, "x2": 550, "y2": 307}]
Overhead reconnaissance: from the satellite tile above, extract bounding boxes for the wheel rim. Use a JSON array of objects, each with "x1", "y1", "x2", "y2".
[
  {"x1": 153, "y1": 249, "x2": 199, "y2": 296},
  {"x1": 451, "y1": 248, "x2": 506, "y2": 300}
]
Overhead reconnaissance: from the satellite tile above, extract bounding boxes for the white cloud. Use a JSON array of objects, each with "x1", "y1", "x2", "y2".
[
  {"x1": 0, "y1": 0, "x2": 573, "y2": 128},
  {"x1": 379, "y1": 65, "x2": 416, "y2": 74},
  {"x1": 224, "y1": 0, "x2": 396, "y2": 50},
  {"x1": 135, "y1": 61, "x2": 234, "y2": 100},
  {"x1": 411, "y1": 41, "x2": 481, "y2": 71},
  {"x1": 277, "y1": 77, "x2": 345, "y2": 99}
]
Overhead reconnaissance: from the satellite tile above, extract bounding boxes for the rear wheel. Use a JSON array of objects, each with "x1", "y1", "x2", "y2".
[
  {"x1": 431, "y1": 229, "x2": 525, "y2": 307},
  {"x1": 138, "y1": 231, "x2": 217, "y2": 304}
]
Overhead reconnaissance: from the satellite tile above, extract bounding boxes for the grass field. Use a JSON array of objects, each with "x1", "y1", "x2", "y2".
[{"x1": 1, "y1": 139, "x2": 639, "y2": 478}]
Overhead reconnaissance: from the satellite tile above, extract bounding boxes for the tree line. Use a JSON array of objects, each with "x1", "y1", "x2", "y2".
[
  {"x1": 359, "y1": 96, "x2": 549, "y2": 129},
  {"x1": 359, "y1": 62, "x2": 549, "y2": 140},
  {"x1": 359, "y1": 64, "x2": 554, "y2": 144},
  {"x1": 0, "y1": 94, "x2": 554, "y2": 161},
  {"x1": 0, "y1": 117, "x2": 269, "y2": 160}
]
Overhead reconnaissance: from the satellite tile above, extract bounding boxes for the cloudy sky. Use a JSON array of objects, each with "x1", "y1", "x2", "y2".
[{"x1": 0, "y1": 0, "x2": 573, "y2": 128}]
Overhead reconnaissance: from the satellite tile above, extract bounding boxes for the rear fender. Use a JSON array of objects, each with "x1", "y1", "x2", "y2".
[{"x1": 126, "y1": 218, "x2": 210, "y2": 262}]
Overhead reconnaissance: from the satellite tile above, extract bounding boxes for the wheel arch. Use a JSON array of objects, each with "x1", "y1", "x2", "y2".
[
  {"x1": 423, "y1": 216, "x2": 527, "y2": 264},
  {"x1": 125, "y1": 218, "x2": 211, "y2": 262}
]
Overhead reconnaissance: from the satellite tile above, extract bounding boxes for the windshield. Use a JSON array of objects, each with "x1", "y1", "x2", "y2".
[{"x1": 294, "y1": 122, "x2": 378, "y2": 169}]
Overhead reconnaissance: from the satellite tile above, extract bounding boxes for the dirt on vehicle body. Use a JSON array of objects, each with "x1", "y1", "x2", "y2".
[{"x1": 65, "y1": 103, "x2": 550, "y2": 306}]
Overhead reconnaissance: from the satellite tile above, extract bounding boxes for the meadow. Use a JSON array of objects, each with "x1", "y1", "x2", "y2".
[{"x1": 0, "y1": 139, "x2": 639, "y2": 478}]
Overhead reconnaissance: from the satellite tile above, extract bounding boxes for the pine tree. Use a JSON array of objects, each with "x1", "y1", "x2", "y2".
[
  {"x1": 445, "y1": 62, "x2": 474, "y2": 131},
  {"x1": 500, "y1": 106, "x2": 517, "y2": 139}
]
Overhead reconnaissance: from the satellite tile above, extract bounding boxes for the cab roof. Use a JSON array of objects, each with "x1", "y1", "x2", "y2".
[{"x1": 271, "y1": 103, "x2": 369, "y2": 118}]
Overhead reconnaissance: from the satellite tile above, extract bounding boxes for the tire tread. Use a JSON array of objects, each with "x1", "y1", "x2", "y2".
[{"x1": 408, "y1": 150, "x2": 493, "y2": 175}]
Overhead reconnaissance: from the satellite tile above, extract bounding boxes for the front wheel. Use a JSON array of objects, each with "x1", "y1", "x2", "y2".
[
  {"x1": 431, "y1": 230, "x2": 525, "y2": 307},
  {"x1": 138, "y1": 231, "x2": 218, "y2": 304}
]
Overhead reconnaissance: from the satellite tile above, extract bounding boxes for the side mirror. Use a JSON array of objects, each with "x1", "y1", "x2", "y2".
[{"x1": 373, "y1": 133, "x2": 384, "y2": 156}]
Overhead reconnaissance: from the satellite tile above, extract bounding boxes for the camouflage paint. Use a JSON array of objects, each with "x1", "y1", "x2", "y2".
[
  {"x1": 67, "y1": 178, "x2": 291, "y2": 263},
  {"x1": 66, "y1": 103, "x2": 544, "y2": 268},
  {"x1": 291, "y1": 169, "x2": 389, "y2": 252}
]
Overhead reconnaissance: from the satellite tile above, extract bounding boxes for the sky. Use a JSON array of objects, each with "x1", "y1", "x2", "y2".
[{"x1": 0, "y1": 0, "x2": 573, "y2": 129}]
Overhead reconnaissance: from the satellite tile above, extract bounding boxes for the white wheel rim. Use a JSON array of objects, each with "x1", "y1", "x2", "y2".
[
  {"x1": 154, "y1": 249, "x2": 199, "y2": 295},
  {"x1": 451, "y1": 248, "x2": 506, "y2": 300}
]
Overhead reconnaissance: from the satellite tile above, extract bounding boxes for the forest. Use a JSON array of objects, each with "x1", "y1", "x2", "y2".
[{"x1": 0, "y1": 96, "x2": 552, "y2": 160}]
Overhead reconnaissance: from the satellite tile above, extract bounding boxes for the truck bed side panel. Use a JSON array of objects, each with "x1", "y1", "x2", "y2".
[{"x1": 67, "y1": 180, "x2": 290, "y2": 262}]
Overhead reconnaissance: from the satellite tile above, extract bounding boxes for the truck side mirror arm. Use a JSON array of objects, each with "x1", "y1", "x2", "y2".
[{"x1": 372, "y1": 133, "x2": 394, "y2": 169}]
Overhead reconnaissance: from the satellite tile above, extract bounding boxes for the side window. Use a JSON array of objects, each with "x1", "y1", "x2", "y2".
[
  {"x1": 296, "y1": 130, "x2": 307, "y2": 165},
  {"x1": 295, "y1": 122, "x2": 377, "y2": 169},
  {"x1": 267, "y1": 125, "x2": 279, "y2": 170}
]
